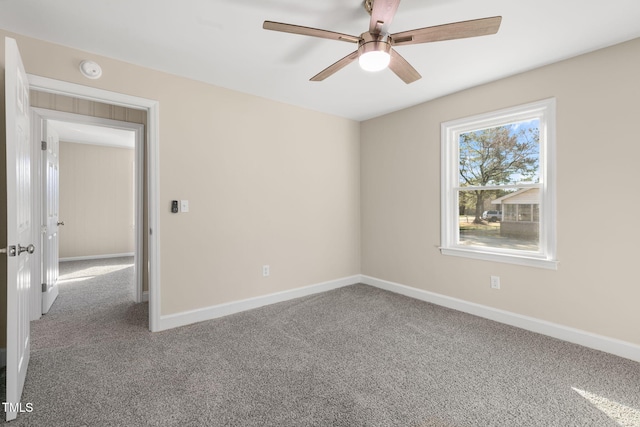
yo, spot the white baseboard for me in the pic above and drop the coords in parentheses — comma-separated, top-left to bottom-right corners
(152, 273, 640, 363)
(361, 275, 640, 363)
(60, 253, 134, 262)
(142, 291, 149, 303)
(157, 275, 360, 332)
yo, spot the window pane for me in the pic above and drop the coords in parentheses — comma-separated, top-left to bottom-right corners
(504, 204, 517, 221)
(458, 188, 539, 252)
(458, 119, 540, 187)
(519, 204, 532, 221)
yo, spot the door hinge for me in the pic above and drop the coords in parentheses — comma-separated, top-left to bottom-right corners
(42, 283, 47, 292)
(41, 140, 47, 150)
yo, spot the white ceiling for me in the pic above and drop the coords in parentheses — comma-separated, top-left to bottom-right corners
(47, 120, 135, 149)
(2, 0, 640, 121)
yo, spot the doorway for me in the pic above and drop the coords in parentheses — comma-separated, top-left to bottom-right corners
(31, 108, 145, 317)
(27, 75, 160, 332)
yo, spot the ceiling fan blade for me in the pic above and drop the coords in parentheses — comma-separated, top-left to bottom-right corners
(263, 21, 360, 44)
(391, 16, 502, 46)
(369, 0, 401, 34)
(310, 50, 360, 81)
(388, 49, 421, 84)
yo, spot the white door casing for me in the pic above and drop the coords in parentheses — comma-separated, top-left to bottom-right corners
(42, 122, 60, 313)
(28, 111, 42, 321)
(5, 36, 33, 422)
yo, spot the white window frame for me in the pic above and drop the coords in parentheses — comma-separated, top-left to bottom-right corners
(440, 98, 558, 270)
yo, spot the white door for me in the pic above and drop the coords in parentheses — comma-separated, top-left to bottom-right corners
(4, 37, 33, 422)
(41, 122, 60, 313)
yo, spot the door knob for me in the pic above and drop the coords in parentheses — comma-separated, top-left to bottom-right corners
(17, 244, 35, 255)
(57, 221, 65, 226)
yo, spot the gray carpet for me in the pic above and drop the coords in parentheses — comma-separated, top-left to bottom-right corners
(5, 258, 640, 426)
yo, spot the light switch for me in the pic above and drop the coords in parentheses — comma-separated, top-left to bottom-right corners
(180, 200, 189, 213)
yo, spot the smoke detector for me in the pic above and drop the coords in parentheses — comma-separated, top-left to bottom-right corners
(79, 60, 102, 79)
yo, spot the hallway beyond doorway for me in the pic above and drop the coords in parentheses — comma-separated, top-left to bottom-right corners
(32, 257, 148, 352)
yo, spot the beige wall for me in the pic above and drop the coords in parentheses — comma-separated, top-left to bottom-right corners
(59, 141, 135, 258)
(361, 38, 640, 345)
(0, 30, 361, 317)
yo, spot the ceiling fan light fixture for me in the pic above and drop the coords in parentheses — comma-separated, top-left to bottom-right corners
(358, 36, 392, 72)
(359, 50, 391, 72)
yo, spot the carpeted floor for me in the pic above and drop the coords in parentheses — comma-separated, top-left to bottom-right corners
(5, 257, 640, 426)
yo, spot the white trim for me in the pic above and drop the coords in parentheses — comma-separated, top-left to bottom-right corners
(31, 107, 141, 131)
(29, 110, 43, 321)
(28, 74, 161, 332)
(27, 74, 156, 110)
(439, 247, 559, 270)
(50, 137, 134, 149)
(156, 275, 360, 332)
(59, 253, 135, 262)
(134, 125, 144, 304)
(32, 108, 138, 149)
(142, 291, 149, 303)
(361, 275, 640, 363)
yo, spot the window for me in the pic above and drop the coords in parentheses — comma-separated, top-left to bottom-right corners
(440, 99, 557, 269)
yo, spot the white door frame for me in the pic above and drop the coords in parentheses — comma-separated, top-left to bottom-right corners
(27, 74, 161, 332)
(31, 108, 145, 310)
(29, 110, 43, 320)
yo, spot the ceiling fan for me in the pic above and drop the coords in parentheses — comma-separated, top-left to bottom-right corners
(263, 0, 502, 84)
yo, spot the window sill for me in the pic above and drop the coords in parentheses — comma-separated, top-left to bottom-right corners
(440, 247, 558, 270)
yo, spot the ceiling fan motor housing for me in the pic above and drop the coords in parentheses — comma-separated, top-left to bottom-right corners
(358, 32, 391, 56)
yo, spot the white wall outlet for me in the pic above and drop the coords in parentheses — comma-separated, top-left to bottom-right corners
(490, 275, 501, 289)
(180, 200, 189, 213)
(262, 265, 270, 277)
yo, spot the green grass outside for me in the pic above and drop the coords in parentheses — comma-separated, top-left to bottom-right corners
(458, 217, 500, 233)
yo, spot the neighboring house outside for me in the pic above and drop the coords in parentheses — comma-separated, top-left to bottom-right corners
(492, 188, 539, 239)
